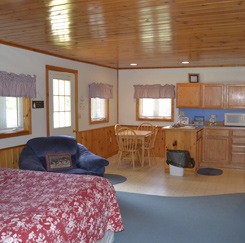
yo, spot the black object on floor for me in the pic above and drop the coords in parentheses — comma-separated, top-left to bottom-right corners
(197, 167, 223, 176)
(104, 173, 127, 185)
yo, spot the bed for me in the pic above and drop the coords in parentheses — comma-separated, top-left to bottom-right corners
(0, 168, 124, 243)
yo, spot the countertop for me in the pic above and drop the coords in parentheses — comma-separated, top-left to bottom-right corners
(202, 125, 245, 130)
(162, 125, 203, 131)
(162, 124, 245, 131)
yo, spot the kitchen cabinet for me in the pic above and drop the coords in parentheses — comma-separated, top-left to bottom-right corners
(226, 84, 245, 109)
(164, 126, 245, 171)
(196, 129, 203, 164)
(163, 127, 203, 174)
(203, 128, 230, 165)
(176, 83, 201, 108)
(176, 82, 245, 109)
(201, 83, 224, 108)
(231, 130, 245, 167)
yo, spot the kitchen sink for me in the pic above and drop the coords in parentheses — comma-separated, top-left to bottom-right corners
(182, 125, 196, 129)
(169, 124, 197, 129)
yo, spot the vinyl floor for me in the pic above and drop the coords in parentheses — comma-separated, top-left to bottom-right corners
(105, 155, 245, 197)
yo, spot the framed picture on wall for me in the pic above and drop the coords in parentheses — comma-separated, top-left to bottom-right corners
(188, 73, 199, 83)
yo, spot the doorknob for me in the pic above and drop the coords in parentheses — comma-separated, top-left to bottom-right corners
(73, 129, 77, 133)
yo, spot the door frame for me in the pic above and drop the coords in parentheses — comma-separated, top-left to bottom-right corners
(46, 65, 78, 138)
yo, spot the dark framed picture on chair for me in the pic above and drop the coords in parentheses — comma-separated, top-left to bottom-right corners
(46, 153, 72, 171)
(188, 73, 199, 83)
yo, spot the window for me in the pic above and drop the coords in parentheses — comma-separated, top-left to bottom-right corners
(88, 82, 112, 124)
(0, 97, 31, 138)
(90, 98, 109, 124)
(136, 98, 174, 121)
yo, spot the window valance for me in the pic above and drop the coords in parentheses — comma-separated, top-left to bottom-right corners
(89, 82, 113, 99)
(134, 84, 175, 98)
(0, 71, 36, 98)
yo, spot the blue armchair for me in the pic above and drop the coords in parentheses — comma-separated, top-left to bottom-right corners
(19, 136, 109, 176)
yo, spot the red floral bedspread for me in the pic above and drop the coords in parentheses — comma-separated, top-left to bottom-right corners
(0, 169, 123, 243)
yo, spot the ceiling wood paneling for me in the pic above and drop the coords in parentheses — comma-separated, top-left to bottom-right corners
(1, 0, 245, 69)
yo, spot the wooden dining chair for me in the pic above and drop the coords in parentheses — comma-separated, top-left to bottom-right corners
(114, 124, 122, 135)
(143, 127, 158, 166)
(116, 127, 141, 169)
(137, 122, 157, 165)
(137, 122, 156, 144)
(115, 124, 126, 151)
(137, 122, 156, 131)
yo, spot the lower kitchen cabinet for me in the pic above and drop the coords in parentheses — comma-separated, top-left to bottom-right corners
(202, 127, 245, 169)
(231, 130, 245, 167)
(196, 129, 203, 165)
(163, 126, 245, 171)
(163, 127, 203, 174)
(202, 128, 230, 166)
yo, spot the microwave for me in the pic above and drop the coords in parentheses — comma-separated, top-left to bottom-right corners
(224, 113, 245, 127)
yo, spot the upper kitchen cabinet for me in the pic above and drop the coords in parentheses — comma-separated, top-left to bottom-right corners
(201, 83, 224, 109)
(226, 84, 245, 109)
(176, 83, 201, 108)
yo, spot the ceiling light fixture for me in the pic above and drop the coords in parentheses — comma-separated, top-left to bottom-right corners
(130, 63, 137, 66)
(182, 61, 189, 64)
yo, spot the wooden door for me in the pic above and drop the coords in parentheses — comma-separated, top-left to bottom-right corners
(46, 66, 78, 138)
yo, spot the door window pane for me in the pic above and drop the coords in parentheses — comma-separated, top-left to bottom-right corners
(52, 79, 71, 128)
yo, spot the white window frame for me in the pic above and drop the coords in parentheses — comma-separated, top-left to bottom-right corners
(0, 97, 32, 138)
(89, 98, 109, 124)
(136, 98, 174, 122)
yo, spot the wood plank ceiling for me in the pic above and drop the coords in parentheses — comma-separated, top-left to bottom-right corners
(1, 0, 245, 69)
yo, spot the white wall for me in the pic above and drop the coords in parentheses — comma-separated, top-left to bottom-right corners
(118, 67, 245, 126)
(0, 44, 118, 149)
(1, 43, 245, 149)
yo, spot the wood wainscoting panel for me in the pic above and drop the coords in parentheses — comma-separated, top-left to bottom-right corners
(0, 145, 24, 169)
(0, 126, 165, 169)
(77, 126, 118, 158)
(154, 127, 165, 158)
(77, 125, 165, 159)
(129, 125, 165, 158)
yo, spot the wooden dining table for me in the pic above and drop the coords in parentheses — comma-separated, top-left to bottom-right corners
(117, 129, 153, 167)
